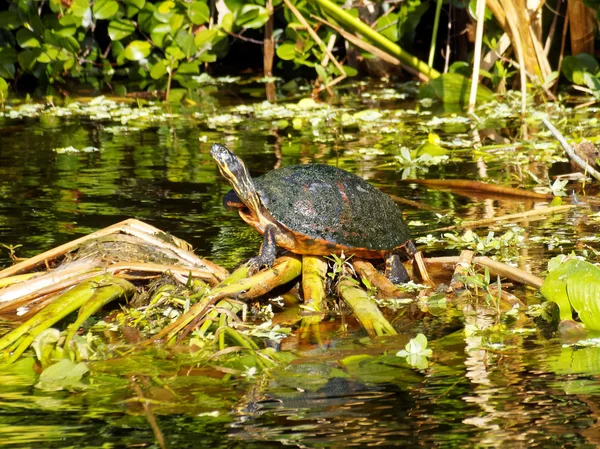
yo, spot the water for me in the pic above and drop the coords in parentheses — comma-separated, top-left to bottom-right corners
(0, 83, 599, 448)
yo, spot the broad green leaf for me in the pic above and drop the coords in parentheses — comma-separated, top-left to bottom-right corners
(123, 40, 152, 61)
(169, 13, 185, 34)
(70, 0, 90, 18)
(0, 47, 18, 64)
(0, 63, 15, 79)
(276, 42, 296, 60)
(234, 4, 269, 29)
(0, 77, 8, 101)
(342, 65, 358, 77)
(177, 61, 199, 74)
(375, 13, 399, 42)
(419, 73, 494, 105)
(36, 359, 89, 391)
(57, 35, 80, 53)
(150, 22, 171, 47)
(221, 12, 234, 33)
(108, 18, 136, 40)
(197, 52, 217, 62)
(188, 0, 210, 25)
(224, 0, 244, 12)
(194, 28, 218, 48)
(540, 258, 600, 329)
(166, 45, 185, 60)
(125, 0, 145, 17)
(0, 11, 21, 30)
(18, 49, 40, 70)
(93, 0, 119, 20)
(150, 58, 168, 79)
(154, 0, 175, 22)
(584, 72, 600, 99)
(562, 54, 599, 85)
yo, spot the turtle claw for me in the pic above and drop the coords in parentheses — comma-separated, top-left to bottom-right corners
(248, 224, 277, 273)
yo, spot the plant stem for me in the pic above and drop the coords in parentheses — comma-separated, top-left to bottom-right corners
(428, 0, 443, 67)
(468, 0, 486, 113)
(308, 0, 440, 79)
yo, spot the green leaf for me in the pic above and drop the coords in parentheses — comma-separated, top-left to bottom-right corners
(70, 0, 90, 18)
(0, 77, 8, 101)
(375, 13, 399, 42)
(342, 65, 358, 77)
(0, 11, 21, 30)
(18, 49, 40, 70)
(0, 63, 15, 79)
(150, 58, 168, 79)
(540, 258, 600, 328)
(150, 22, 171, 47)
(17, 28, 41, 48)
(188, 0, 210, 25)
(125, 0, 145, 17)
(276, 42, 296, 60)
(419, 73, 494, 105)
(234, 4, 269, 29)
(36, 359, 89, 391)
(562, 54, 599, 85)
(154, 0, 175, 23)
(166, 45, 185, 60)
(123, 40, 152, 61)
(0, 47, 18, 64)
(177, 61, 199, 74)
(108, 18, 136, 40)
(314, 64, 329, 83)
(93, 0, 119, 20)
(194, 28, 218, 48)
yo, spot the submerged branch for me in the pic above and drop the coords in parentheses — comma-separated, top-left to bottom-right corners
(542, 118, 600, 182)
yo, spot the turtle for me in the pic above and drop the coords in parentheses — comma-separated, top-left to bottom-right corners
(210, 143, 432, 285)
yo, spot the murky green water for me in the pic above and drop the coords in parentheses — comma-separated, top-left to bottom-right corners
(1, 81, 600, 448)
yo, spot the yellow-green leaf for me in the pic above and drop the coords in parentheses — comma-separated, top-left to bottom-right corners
(122, 40, 152, 61)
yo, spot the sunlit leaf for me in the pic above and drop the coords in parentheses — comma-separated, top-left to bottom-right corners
(234, 4, 269, 29)
(70, 0, 90, 18)
(93, 0, 119, 20)
(108, 18, 136, 40)
(16, 29, 41, 48)
(123, 40, 152, 61)
(188, 0, 210, 25)
(277, 42, 296, 60)
(562, 53, 599, 85)
(124, 0, 145, 17)
(540, 258, 600, 329)
(150, 58, 168, 79)
(0, 77, 8, 101)
(375, 13, 399, 42)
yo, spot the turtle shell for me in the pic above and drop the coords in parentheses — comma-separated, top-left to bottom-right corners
(252, 164, 411, 252)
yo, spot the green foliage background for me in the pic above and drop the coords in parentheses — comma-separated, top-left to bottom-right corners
(0, 0, 435, 98)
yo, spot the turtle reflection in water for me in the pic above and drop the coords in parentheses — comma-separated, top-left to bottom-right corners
(210, 144, 432, 285)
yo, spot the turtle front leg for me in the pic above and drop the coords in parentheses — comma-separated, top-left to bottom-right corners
(250, 224, 278, 269)
(385, 253, 410, 284)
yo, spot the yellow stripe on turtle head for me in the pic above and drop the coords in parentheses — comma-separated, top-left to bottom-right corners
(210, 144, 263, 215)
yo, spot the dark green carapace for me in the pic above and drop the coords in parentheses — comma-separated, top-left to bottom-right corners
(253, 164, 412, 251)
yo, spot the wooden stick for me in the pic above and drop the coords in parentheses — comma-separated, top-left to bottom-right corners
(425, 255, 543, 288)
(449, 250, 474, 291)
(404, 178, 552, 199)
(434, 204, 574, 232)
(542, 117, 600, 182)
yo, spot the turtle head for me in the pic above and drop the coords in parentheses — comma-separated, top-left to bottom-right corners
(210, 144, 261, 213)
